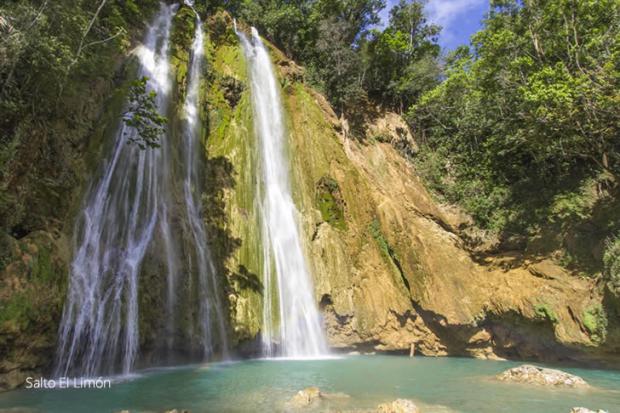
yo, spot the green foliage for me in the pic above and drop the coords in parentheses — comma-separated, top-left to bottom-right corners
(123, 77, 167, 149)
(0, 292, 33, 329)
(409, 0, 620, 235)
(364, 0, 441, 109)
(603, 234, 620, 295)
(0, 0, 158, 134)
(549, 183, 596, 222)
(0, 0, 159, 243)
(0, 241, 65, 331)
(534, 303, 558, 324)
(316, 176, 347, 230)
(582, 304, 608, 344)
(309, 17, 368, 114)
(171, 5, 197, 54)
(369, 218, 390, 255)
(213, 0, 439, 116)
(369, 218, 410, 290)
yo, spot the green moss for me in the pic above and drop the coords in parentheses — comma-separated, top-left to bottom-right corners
(30, 246, 52, 282)
(0, 292, 33, 329)
(170, 5, 197, 91)
(370, 218, 390, 257)
(603, 234, 620, 295)
(171, 6, 196, 56)
(582, 304, 608, 344)
(533, 303, 558, 323)
(316, 176, 346, 230)
(212, 44, 247, 82)
(373, 134, 391, 143)
(203, 34, 263, 343)
(0, 239, 66, 332)
(369, 218, 410, 291)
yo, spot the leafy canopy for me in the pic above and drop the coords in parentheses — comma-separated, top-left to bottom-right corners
(409, 0, 620, 232)
(123, 77, 167, 150)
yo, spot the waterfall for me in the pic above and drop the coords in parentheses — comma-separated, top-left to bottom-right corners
(55, 3, 228, 377)
(181, 14, 229, 358)
(237, 27, 328, 358)
(54, 3, 178, 377)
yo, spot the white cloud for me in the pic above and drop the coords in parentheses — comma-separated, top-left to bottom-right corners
(425, 0, 487, 48)
(425, 0, 485, 27)
(378, 0, 488, 48)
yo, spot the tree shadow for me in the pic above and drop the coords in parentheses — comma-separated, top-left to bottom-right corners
(230, 264, 263, 295)
(203, 155, 241, 287)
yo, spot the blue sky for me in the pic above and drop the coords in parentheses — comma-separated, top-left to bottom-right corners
(379, 0, 489, 50)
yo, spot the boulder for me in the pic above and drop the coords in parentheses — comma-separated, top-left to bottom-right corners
(286, 387, 322, 409)
(376, 399, 419, 413)
(497, 365, 589, 388)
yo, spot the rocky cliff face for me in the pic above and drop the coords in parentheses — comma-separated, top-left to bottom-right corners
(204, 13, 619, 367)
(1, 6, 618, 392)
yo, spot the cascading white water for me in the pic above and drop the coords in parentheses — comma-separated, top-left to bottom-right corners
(55, 3, 229, 377)
(181, 13, 229, 358)
(237, 27, 328, 358)
(56, 6, 176, 376)
(54, 3, 178, 377)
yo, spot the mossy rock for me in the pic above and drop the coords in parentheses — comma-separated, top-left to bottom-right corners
(170, 5, 197, 89)
(0, 231, 68, 389)
(603, 234, 620, 296)
(207, 11, 237, 46)
(582, 304, 608, 344)
(533, 303, 558, 324)
(316, 176, 346, 230)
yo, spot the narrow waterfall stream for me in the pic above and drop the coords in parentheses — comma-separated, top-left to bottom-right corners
(54, 3, 227, 377)
(181, 12, 229, 358)
(237, 28, 328, 358)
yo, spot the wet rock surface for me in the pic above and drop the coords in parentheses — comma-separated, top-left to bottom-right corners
(497, 365, 589, 388)
(286, 387, 323, 409)
(376, 399, 419, 413)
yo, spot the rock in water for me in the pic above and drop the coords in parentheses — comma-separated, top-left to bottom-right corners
(497, 365, 589, 388)
(286, 387, 322, 409)
(376, 399, 420, 413)
(570, 408, 609, 413)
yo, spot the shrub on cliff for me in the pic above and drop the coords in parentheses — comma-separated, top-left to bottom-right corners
(604, 235, 620, 296)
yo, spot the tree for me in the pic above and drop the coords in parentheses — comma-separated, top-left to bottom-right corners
(123, 77, 167, 150)
(224, 0, 386, 114)
(409, 0, 620, 232)
(364, 0, 441, 110)
(311, 18, 367, 115)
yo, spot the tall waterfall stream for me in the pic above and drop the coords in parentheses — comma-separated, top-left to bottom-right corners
(237, 27, 328, 358)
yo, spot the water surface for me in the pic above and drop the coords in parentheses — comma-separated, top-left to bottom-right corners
(1, 356, 618, 413)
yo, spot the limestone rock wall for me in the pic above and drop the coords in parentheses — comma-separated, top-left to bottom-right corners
(208, 17, 620, 367)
